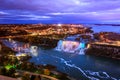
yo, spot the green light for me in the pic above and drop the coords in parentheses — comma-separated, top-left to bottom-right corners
(13, 65, 16, 69)
(5, 64, 16, 70)
(5, 64, 13, 70)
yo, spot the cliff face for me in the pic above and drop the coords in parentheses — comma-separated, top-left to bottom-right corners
(86, 44, 120, 60)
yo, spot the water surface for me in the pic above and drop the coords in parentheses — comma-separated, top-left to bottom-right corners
(29, 48, 120, 80)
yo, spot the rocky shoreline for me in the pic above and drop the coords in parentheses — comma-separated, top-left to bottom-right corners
(86, 43, 120, 60)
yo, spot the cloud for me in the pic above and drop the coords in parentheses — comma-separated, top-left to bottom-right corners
(18, 14, 52, 20)
(0, 0, 120, 23)
(47, 12, 83, 15)
(1, 0, 120, 12)
(0, 11, 9, 15)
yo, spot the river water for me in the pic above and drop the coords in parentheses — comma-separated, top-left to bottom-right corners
(29, 48, 120, 80)
(89, 25, 120, 33)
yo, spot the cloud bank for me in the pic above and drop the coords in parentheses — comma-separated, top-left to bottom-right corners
(0, 0, 120, 24)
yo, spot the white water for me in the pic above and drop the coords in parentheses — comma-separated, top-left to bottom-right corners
(53, 56, 117, 80)
(55, 40, 85, 55)
(2, 40, 39, 57)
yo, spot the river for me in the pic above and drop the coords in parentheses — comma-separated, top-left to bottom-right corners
(89, 25, 120, 33)
(2, 39, 120, 80)
(29, 48, 120, 80)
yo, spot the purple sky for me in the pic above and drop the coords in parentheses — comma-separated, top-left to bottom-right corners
(0, 0, 120, 24)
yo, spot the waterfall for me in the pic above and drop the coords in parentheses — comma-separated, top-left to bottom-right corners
(56, 40, 63, 51)
(55, 40, 85, 54)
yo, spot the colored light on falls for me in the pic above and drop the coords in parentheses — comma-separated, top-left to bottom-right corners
(79, 43, 85, 48)
(62, 41, 80, 50)
(56, 40, 85, 54)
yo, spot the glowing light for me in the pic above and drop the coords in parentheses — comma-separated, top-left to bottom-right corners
(30, 46, 38, 56)
(5, 64, 14, 70)
(16, 53, 27, 57)
(62, 41, 79, 52)
(87, 44, 91, 49)
(79, 43, 85, 48)
(57, 23, 62, 27)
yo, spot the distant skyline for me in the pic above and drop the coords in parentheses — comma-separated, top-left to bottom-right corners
(0, 0, 120, 24)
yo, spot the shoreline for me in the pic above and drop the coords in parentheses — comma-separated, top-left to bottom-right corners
(86, 43, 120, 60)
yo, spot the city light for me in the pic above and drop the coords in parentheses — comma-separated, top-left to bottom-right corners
(57, 23, 62, 27)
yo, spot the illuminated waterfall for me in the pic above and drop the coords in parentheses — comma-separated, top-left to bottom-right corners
(30, 46, 38, 56)
(56, 40, 85, 54)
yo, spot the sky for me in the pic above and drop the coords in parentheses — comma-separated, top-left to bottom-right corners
(0, 0, 120, 24)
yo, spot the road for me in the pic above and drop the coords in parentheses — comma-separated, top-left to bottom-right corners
(0, 75, 17, 80)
